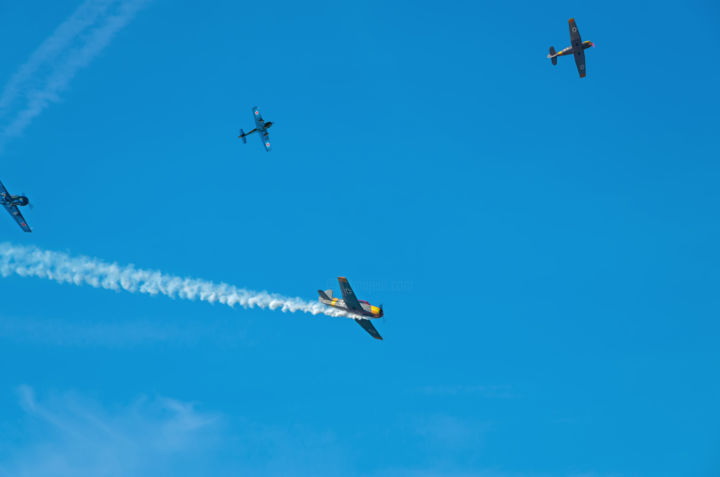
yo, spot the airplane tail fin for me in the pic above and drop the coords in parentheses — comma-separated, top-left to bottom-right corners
(318, 289, 333, 300)
(239, 129, 247, 144)
(548, 46, 557, 65)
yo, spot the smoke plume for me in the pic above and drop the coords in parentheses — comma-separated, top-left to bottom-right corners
(0, 243, 350, 318)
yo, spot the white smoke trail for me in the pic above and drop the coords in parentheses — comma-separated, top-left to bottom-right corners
(0, 243, 352, 319)
(0, 0, 150, 147)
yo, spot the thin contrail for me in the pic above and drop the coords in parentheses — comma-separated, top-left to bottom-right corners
(0, 243, 351, 319)
(0, 0, 149, 147)
(0, 0, 117, 114)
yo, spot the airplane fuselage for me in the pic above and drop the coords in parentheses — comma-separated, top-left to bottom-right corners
(241, 122, 272, 137)
(318, 296, 383, 318)
(552, 40, 593, 58)
(256, 121, 272, 132)
(0, 193, 28, 207)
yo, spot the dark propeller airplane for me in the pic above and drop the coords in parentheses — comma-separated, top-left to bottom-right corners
(0, 179, 31, 232)
(318, 277, 384, 340)
(239, 106, 273, 152)
(548, 18, 594, 78)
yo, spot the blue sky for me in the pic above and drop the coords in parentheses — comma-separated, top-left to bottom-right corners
(0, 0, 719, 475)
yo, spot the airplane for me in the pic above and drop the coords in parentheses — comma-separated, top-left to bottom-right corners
(0, 179, 31, 232)
(238, 106, 273, 152)
(547, 18, 594, 78)
(318, 277, 384, 340)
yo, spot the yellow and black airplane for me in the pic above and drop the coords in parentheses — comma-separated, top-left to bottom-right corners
(318, 277, 384, 340)
(548, 18, 594, 78)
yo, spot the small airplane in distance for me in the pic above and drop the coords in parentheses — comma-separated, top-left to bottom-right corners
(0, 179, 31, 232)
(239, 106, 273, 152)
(318, 277, 384, 340)
(548, 18, 594, 78)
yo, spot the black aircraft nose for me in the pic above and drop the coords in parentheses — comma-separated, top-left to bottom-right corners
(18, 196, 29, 206)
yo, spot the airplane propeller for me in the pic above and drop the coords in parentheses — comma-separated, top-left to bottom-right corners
(21, 193, 33, 209)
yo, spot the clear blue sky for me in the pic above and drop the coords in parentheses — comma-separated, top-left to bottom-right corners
(0, 0, 718, 475)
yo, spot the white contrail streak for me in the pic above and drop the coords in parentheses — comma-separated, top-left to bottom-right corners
(0, 0, 149, 147)
(0, 0, 116, 114)
(0, 243, 351, 319)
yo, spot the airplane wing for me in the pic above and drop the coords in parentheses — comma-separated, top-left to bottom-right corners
(568, 18, 582, 45)
(338, 277, 363, 311)
(4, 204, 31, 232)
(252, 106, 264, 127)
(568, 18, 586, 78)
(14, 209, 31, 232)
(355, 318, 383, 340)
(260, 130, 271, 152)
(0, 180, 30, 232)
(574, 49, 586, 78)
